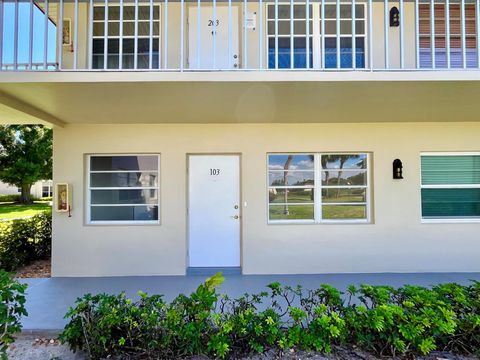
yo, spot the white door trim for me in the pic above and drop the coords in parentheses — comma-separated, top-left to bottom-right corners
(186, 153, 242, 270)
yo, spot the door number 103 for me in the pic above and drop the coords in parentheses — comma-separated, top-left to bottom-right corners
(210, 168, 220, 176)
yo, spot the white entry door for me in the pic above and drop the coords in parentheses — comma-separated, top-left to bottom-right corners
(188, 155, 241, 268)
(188, 6, 239, 69)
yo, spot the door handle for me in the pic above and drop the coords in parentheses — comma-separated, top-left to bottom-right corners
(231, 215, 239, 219)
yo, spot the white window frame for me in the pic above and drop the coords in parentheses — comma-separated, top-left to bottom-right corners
(92, 3, 162, 69)
(265, 2, 367, 69)
(86, 153, 161, 225)
(420, 151, 480, 224)
(267, 152, 371, 224)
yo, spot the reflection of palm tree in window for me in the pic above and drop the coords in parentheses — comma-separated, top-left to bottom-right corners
(282, 155, 314, 215)
(322, 155, 362, 199)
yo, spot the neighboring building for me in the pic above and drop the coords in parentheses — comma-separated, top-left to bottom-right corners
(0, 180, 53, 199)
(0, 0, 479, 276)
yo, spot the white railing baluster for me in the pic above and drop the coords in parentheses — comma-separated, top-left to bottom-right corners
(352, 0, 356, 69)
(275, 0, 278, 68)
(0, 1, 3, 69)
(228, 0, 232, 68)
(306, 0, 310, 68)
(214, 0, 217, 69)
(259, 0, 263, 68)
(163, 0, 168, 68)
(59, 0, 64, 69)
(321, 0, 325, 68)
(336, 0, 340, 68)
(134, 0, 138, 69)
(384, 0, 388, 68)
(477, 0, 480, 67)
(14, 0, 19, 70)
(88, 0, 93, 69)
(180, 0, 184, 70)
(29, 0, 33, 69)
(149, 0, 153, 69)
(400, 0, 404, 68)
(290, 0, 293, 68)
(446, 0, 450, 67)
(243, 0, 247, 68)
(461, 0, 466, 68)
(430, 0, 435, 68)
(368, 0, 373, 70)
(104, 0, 109, 70)
(415, 0, 419, 67)
(197, 0, 200, 68)
(74, 0, 78, 69)
(119, 0, 124, 69)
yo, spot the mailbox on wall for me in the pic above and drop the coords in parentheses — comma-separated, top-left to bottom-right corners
(55, 183, 71, 213)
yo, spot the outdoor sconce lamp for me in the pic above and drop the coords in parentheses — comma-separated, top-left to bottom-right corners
(393, 159, 403, 179)
(390, 6, 400, 27)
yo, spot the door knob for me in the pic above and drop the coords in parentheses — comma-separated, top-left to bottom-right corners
(233, 54, 238, 59)
(234, 205, 239, 209)
(231, 215, 239, 219)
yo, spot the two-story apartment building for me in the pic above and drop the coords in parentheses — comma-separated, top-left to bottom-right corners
(0, 0, 479, 276)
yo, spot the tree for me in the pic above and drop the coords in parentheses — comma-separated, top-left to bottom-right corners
(0, 125, 52, 204)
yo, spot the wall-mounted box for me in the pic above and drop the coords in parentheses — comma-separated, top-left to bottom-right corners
(55, 183, 71, 213)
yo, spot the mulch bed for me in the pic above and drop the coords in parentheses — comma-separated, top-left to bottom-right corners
(15, 258, 51, 278)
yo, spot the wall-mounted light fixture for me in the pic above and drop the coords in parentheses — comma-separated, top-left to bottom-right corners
(393, 159, 403, 179)
(390, 6, 400, 27)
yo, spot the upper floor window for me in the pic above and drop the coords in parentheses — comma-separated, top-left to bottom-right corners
(87, 154, 160, 224)
(92, 4, 160, 69)
(267, 153, 370, 223)
(421, 153, 480, 221)
(419, 2, 478, 68)
(267, 2, 366, 69)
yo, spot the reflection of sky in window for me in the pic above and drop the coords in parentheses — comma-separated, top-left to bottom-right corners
(268, 155, 314, 170)
(2, 3, 57, 65)
(323, 154, 367, 169)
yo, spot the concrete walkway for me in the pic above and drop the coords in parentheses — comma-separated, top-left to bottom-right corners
(20, 272, 480, 332)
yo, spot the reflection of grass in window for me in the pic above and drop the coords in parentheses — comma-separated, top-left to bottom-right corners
(322, 205, 366, 219)
(269, 191, 313, 203)
(322, 194, 365, 203)
(269, 204, 314, 220)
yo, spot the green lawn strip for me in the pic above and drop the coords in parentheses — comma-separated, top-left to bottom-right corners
(0, 202, 52, 219)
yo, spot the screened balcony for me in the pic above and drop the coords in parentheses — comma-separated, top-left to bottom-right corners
(0, 0, 479, 71)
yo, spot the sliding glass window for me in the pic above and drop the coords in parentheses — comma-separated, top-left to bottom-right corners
(421, 153, 480, 221)
(88, 154, 160, 224)
(267, 153, 370, 223)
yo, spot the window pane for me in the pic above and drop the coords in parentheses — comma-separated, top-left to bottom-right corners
(322, 154, 367, 169)
(421, 155, 480, 185)
(269, 188, 314, 203)
(322, 188, 366, 203)
(91, 205, 158, 221)
(322, 205, 366, 219)
(268, 154, 314, 170)
(91, 189, 158, 205)
(269, 204, 314, 220)
(90, 156, 158, 171)
(421, 188, 480, 218)
(93, 6, 105, 21)
(90, 172, 158, 187)
(322, 170, 367, 186)
(269, 171, 314, 186)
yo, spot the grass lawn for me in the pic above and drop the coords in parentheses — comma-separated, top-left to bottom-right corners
(0, 201, 52, 220)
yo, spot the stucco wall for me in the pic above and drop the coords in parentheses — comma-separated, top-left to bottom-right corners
(52, 123, 480, 277)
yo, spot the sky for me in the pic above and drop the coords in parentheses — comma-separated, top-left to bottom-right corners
(2, 2, 57, 66)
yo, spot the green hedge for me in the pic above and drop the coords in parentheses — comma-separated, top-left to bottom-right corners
(0, 271, 27, 359)
(0, 213, 51, 271)
(0, 194, 44, 203)
(60, 273, 480, 360)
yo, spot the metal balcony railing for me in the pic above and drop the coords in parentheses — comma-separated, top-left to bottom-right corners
(0, 0, 479, 71)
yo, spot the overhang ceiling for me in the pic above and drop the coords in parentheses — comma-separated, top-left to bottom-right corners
(0, 72, 479, 125)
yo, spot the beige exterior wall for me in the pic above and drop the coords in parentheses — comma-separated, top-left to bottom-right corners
(61, 1, 418, 70)
(52, 122, 480, 277)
